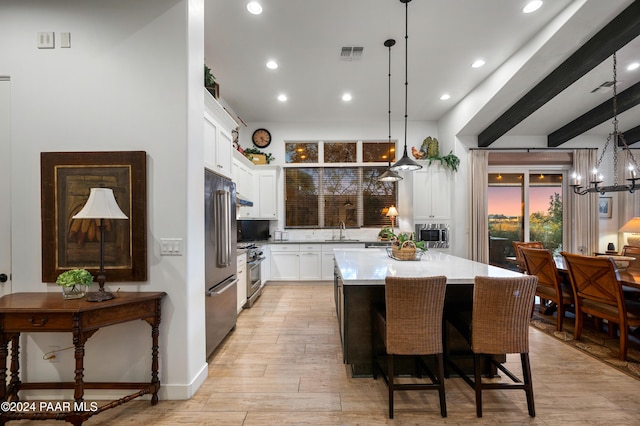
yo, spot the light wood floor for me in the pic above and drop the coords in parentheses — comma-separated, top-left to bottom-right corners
(18, 284, 640, 425)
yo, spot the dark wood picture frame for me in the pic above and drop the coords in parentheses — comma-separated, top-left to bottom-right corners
(41, 151, 147, 283)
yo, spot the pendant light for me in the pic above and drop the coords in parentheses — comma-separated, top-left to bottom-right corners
(389, 0, 422, 172)
(378, 38, 403, 182)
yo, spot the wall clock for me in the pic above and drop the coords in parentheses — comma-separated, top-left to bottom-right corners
(252, 128, 271, 148)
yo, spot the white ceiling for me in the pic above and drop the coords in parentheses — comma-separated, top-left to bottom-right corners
(205, 0, 640, 143)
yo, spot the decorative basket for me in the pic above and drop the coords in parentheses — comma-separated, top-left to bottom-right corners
(391, 245, 417, 260)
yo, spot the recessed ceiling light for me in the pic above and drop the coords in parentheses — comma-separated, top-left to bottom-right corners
(628, 62, 640, 71)
(440, 94, 451, 100)
(523, 1, 543, 14)
(342, 93, 352, 102)
(277, 94, 287, 102)
(472, 59, 486, 68)
(266, 60, 278, 69)
(247, 2, 262, 15)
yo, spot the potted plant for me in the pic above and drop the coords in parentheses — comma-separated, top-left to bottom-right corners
(391, 232, 427, 260)
(378, 227, 395, 241)
(204, 64, 219, 99)
(56, 269, 94, 299)
(243, 147, 274, 164)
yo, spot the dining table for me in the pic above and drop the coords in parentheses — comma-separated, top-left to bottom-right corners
(553, 255, 640, 290)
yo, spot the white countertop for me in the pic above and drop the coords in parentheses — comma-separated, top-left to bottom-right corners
(334, 248, 522, 285)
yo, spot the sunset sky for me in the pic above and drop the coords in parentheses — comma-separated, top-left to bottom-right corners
(488, 187, 561, 217)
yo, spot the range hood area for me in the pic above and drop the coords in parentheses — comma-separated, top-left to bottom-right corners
(236, 192, 253, 207)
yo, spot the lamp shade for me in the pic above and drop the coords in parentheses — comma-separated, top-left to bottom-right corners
(619, 217, 640, 233)
(620, 217, 640, 247)
(386, 205, 399, 218)
(73, 188, 128, 219)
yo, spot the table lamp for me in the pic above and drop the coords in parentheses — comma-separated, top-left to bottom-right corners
(386, 205, 399, 230)
(73, 188, 128, 302)
(619, 217, 640, 247)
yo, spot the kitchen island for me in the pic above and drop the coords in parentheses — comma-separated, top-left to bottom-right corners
(333, 248, 523, 376)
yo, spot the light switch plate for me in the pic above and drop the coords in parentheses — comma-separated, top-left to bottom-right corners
(60, 32, 71, 48)
(160, 238, 184, 256)
(37, 32, 55, 49)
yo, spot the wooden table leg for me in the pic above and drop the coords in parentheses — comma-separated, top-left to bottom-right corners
(150, 299, 161, 405)
(7, 334, 20, 401)
(0, 334, 8, 401)
(72, 314, 85, 402)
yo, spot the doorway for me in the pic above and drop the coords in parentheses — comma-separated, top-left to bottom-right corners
(0, 77, 11, 296)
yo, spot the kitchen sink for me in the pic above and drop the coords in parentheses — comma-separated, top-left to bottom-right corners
(324, 239, 360, 242)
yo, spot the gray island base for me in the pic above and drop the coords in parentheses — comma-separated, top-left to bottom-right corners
(333, 248, 522, 376)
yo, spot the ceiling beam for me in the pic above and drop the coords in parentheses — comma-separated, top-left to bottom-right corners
(477, 0, 640, 148)
(548, 81, 640, 147)
(624, 124, 640, 145)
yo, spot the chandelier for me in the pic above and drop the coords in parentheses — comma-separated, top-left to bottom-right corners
(570, 52, 639, 195)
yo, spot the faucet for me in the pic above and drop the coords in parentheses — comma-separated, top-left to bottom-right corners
(339, 221, 346, 240)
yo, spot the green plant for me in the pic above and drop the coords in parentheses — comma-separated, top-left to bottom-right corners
(393, 232, 427, 251)
(428, 151, 460, 172)
(417, 137, 460, 172)
(378, 227, 395, 240)
(56, 269, 94, 287)
(204, 64, 216, 87)
(243, 147, 275, 164)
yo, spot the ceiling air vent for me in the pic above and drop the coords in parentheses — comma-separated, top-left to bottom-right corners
(590, 80, 614, 93)
(340, 46, 364, 61)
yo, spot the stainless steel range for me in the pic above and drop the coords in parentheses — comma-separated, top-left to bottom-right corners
(238, 244, 266, 308)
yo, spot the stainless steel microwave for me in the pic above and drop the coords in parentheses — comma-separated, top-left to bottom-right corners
(414, 223, 449, 248)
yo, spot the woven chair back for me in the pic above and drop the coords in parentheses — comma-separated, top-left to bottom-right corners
(471, 275, 538, 354)
(520, 247, 563, 294)
(561, 252, 623, 308)
(384, 276, 447, 356)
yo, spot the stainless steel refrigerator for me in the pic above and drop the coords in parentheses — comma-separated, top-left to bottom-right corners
(204, 169, 238, 358)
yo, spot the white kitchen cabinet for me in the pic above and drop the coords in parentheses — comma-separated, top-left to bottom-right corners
(298, 244, 322, 280)
(237, 252, 247, 313)
(232, 154, 255, 218)
(204, 89, 236, 179)
(270, 252, 300, 280)
(413, 163, 452, 220)
(253, 168, 278, 219)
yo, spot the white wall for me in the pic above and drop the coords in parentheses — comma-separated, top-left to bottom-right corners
(1, 0, 207, 399)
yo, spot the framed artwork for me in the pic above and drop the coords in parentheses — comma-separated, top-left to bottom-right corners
(41, 151, 147, 283)
(599, 197, 612, 219)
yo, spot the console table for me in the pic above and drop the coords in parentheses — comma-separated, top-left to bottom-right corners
(0, 291, 166, 425)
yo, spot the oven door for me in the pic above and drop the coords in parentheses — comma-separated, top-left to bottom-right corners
(245, 259, 264, 308)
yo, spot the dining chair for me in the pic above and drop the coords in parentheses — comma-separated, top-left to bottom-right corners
(620, 245, 640, 301)
(371, 275, 447, 419)
(512, 241, 544, 273)
(446, 275, 538, 418)
(561, 252, 640, 361)
(520, 247, 574, 331)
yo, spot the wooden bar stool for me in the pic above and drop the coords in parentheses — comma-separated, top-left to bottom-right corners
(371, 275, 447, 419)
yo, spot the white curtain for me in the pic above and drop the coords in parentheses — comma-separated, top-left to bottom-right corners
(619, 149, 640, 247)
(568, 149, 598, 254)
(470, 150, 489, 263)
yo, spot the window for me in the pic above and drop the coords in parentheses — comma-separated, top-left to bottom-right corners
(284, 141, 397, 228)
(488, 170, 564, 270)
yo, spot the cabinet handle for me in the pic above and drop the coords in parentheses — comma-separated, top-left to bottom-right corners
(29, 317, 48, 327)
